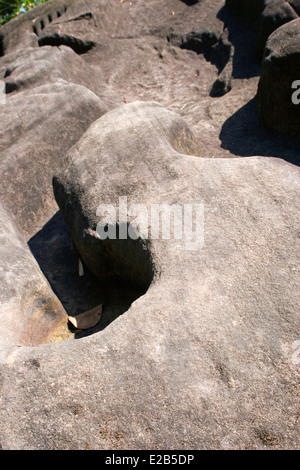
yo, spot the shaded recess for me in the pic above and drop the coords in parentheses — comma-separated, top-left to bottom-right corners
(219, 98, 300, 166)
(38, 34, 96, 55)
(180, 0, 199, 5)
(28, 211, 151, 339)
(217, 5, 261, 79)
(168, 29, 232, 76)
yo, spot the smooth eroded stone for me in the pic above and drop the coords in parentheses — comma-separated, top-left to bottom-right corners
(0, 81, 107, 237)
(0, 0, 299, 451)
(53, 101, 202, 291)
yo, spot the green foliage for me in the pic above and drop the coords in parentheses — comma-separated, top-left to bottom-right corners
(0, 0, 49, 25)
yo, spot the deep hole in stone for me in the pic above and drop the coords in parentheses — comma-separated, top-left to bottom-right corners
(28, 211, 153, 340)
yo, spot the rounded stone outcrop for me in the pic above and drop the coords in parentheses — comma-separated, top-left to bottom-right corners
(256, 18, 300, 134)
(0, 0, 299, 451)
(257, 0, 299, 58)
(53, 101, 201, 291)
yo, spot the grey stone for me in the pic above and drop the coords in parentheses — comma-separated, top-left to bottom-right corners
(0, 100, 298, 450)
(0, 202, 67, 347)
(0, 0, 299, 451)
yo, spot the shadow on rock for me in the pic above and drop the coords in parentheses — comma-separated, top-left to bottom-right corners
(28, 211, 144, 339)
(217, 5, 261, 79)
(220, 98, 300, 166)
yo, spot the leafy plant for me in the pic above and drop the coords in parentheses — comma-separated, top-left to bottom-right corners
(0, 0, 49, 25)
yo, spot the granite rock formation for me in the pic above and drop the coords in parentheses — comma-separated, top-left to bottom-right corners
(0, 0, 299, 450)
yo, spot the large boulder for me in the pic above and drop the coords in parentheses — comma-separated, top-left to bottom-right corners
(225, 0, 300, 58)
(0, 202, 68, 348)
(53, 101, 201, 291)
(0, 45, 116, 106)
(0, 81, 107, 237)
(256, 18, 300, 135)
(257, 0, 299, 58)
(44, 101, 300, 450)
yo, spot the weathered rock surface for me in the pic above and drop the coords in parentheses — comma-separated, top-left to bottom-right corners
(0, 0, 299, 450)
(257, 18, 300, 135)
(225, 0, 264, 23)
(0, 202, 67, 349)
(1, 101, 299, 450)
(53, 102, 201, 291)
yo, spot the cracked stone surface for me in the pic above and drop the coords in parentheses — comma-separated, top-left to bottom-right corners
(0, 0, 299, 450)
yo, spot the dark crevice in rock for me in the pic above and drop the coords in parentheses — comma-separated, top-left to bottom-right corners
(209, 72, 232, 97)
(0, 34, 3, 57)
(217, 5, 261, 79)
(169, 30, 232, 76)
(3, 68, 12, 78)
(180, 0, 199, 5)
(219, 98, 300, 166)
(58, 12, 94, 23)
(180, 31, 219, 54)
(32, 5, 68, 36)
(225, 0, 265, 23)
(28, 211, 153, 340)
(38, 34, 96, 55)
(289, 0, 300, 16)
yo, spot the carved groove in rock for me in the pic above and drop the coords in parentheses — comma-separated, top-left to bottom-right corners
(38, 34, 96, 55)
(32, 5, 68, 36)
